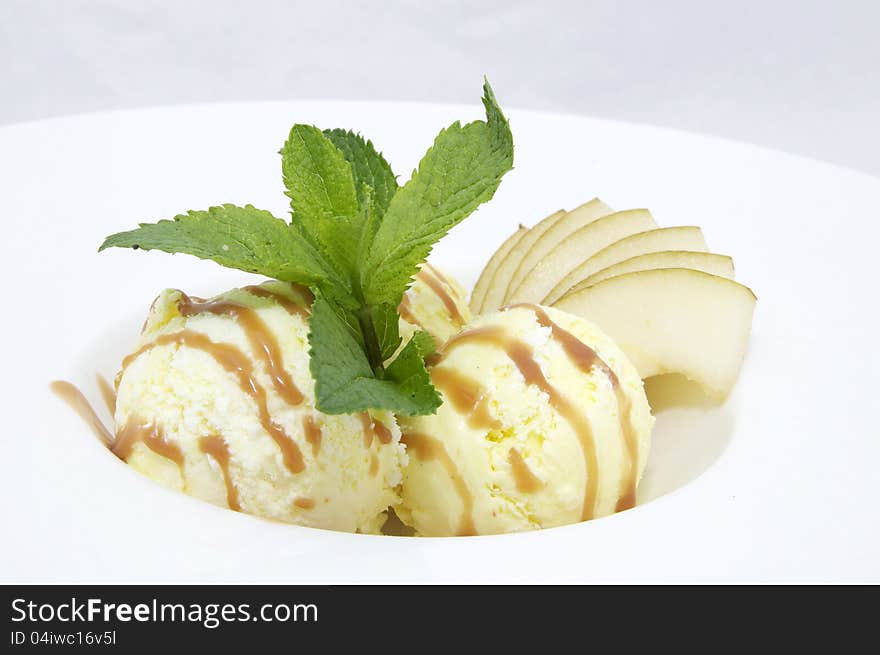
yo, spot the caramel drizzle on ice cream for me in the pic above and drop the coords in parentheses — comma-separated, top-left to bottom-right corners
(402, 431, 476, 536)
(397, 264, 466, 339)
(294, 497, 315, 510)
(430, 367, 502, 430)
(397, 294, 421, 330)
(176, 292, 306, 407)
(508, 448, 543, 493)
(49, 380, 114, 445)
(242, 284, 313, 316)
(121, 330, 306, 474)
(50, 381, 187, 475)
(435, 325, 600, 521)
(359, 413, 392, 448)
(513, 305, 639, 512)
(198, 435, 241, 511)
(302, 415, 322, 457)
(112, 416, 185, 472)
(416, 265, 465, 326)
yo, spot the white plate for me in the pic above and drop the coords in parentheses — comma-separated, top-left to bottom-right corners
(2, 100, 877, 583)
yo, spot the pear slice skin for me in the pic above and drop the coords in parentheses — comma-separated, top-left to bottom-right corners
(544, 226, 708, 304)
(470, 225, 528, 313)
(508, 209, 658, 305)
(505, 198, 613, 301)
(566, 250, 734, 293)
(553, 268, 756, 401)
(480, 208, 565, 312)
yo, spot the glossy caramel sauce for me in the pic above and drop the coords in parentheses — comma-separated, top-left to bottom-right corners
(359, 413, 392, 448)
(397, 294, 422, 331)
(373, 419, 392, 444)
(121, 330, 305, 474)
(430, 367, 502, 430)
(198, 435, 240, 511)
(508, 447, 543, 493)
(359, 412, 374, 448)
(516, 305, 639, 512)
(112, 416, 185, 472)
(416, 266, 465, 326)
(302, 414, 322, 457)
(177, 293, 305, 407)
(402, 431, 476, 536)
(49, 381, 114, 445)
(95, 373, 116, 414)
(242, 284, 312, 317)
(422, 262, 453, 289)
(435, 325, 600, 520)
(293, 497, 315, 510)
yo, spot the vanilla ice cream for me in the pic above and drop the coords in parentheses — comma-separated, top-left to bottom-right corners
(113, 281, 406, 533)
(396, 304, 654, 536)
(398, 263, 471, 346)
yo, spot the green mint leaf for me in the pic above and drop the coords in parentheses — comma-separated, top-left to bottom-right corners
(323, 129, 398, 216)
(308, 294, 440, 415)
(360, 80, 514, 306)
(371, 302, 403, 361)
(100, 204, 338, 286)
(407, 329, 437, 359)
(383, 329, 441, 414)
(281, 125, 360, 277)
(101, 79, 511, 417)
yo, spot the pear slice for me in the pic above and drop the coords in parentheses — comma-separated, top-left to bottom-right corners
(470, 225, 528, 313)
(553, 268, 756, 400)
(508, 209, 657, 304)
(505, 198, 614, 301)
(544, 226, 708, 304)
(480, 208, 565, 312)
(566, 251, 735, 294)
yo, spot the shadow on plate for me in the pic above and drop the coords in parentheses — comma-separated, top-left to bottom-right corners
(637, 374, 735, 504)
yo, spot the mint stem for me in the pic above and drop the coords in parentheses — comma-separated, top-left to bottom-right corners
(358, 305, 385, 376)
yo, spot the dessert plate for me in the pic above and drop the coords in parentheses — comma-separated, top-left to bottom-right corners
(2, 100, 877, 583)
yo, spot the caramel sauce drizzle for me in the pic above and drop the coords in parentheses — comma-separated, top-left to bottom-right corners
(402, 431, 476, 536)
(359, 413, 392, 448)
(435, 325, 599, 520)
(111, 416, 185, 471)
(373, 419, 392, 444)
(430, 367, 502, 430)
(198, 435, 240, 511)
(508, 447, 543, 493)
(121, 330, 305, 474)
(95, 373, 116, 415)
(177, 293, 305, 407)
(302, 414, 322, 457)
(397, 293, 427, 334)
(51, 382, 187, 477)
(49, 381, 114, 445)
(369, 452, 379, 477)
(513, 304, 639, 512)
(242, 283, 312, 317)
(294, 497, 315, 510)
(422, 262, 453, 289)
(359, 413, 374, 448)
(416, 267, 465, 326)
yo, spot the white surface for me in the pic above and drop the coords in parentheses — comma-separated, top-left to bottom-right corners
(1, 100, 878, 583)
(2, 1, 879, 176)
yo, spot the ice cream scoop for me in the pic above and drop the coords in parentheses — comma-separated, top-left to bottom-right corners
(113, 281, 405, 533)
(398, 263, 471, 346)
(396, 304, 654, 536)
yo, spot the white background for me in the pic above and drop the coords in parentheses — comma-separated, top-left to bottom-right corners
(2, 1, 878, 176)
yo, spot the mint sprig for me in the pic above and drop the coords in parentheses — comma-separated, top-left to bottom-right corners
(100, 79, 514, 416)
